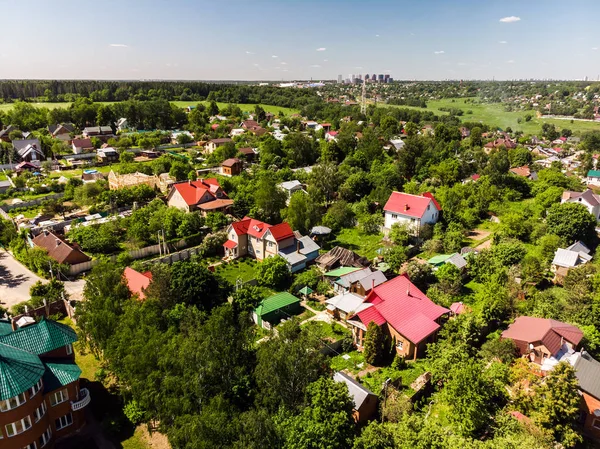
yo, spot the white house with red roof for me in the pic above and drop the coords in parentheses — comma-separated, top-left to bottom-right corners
(223, 217, 320, 272)
(383, 191, 440, 235)
(166, 178, 233, 214)
(347, 275, 449, 360)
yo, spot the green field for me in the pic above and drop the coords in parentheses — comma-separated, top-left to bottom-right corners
(385, 97, 600, 135)
(0, 100, 299, 116)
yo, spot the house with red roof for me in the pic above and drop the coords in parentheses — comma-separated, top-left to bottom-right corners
(347, 275, 449, 360)
(383, 191, 440, 235)
(166, 178, 233, 214)
(223, 217, 320, 272)
(123, 267, 153, 300)
(501, 316, 583, 367)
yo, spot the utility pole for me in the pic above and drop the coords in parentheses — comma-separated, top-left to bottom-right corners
(360, 78, 367, 115)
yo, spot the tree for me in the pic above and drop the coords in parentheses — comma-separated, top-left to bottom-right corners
(389, 222, 411, 246)
(204, 211, 228, 232)
(231, 285, 265, 314)
(281, 377, 355, 449)
(208, 100, 220, 116)
(256, 256, 290, 290)
(403, 261, 436, 291)
(169, 161, 191, 181)
(120, 151, 134, 163)
(323, 201, 355, 232)
(252, 176, 287, 223)
(284, 191, 320, 234)
(170, 261, 229, 311)
(363, 321, 388, 366)
(546, 202, 596, 245)
(435, 263, 462, 295)
(384, 245, 407, 273)
(531, 362, 582, 448)
(359, 213, 383, 235)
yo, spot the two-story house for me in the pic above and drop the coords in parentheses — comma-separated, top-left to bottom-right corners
(223, 217, 319, 272)
(204, 138, 233, 154)
(561, 189, 600, 220)
(383, 191, 440, 235)
(0, 318, 90, 449)
(166, 179, 233, 214)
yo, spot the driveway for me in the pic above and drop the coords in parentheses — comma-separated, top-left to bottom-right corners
(0, 249, 45, 309)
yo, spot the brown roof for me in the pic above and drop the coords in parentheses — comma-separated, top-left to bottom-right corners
(32, 231, 90, 265)
(501, 316, 583, 357)
(72, 138, 93, 148)
(209, 138, 233, 145)
(238, 147, 255, 155)
(315, 246, 369, 270)
(509, 166, 531, 177)
(222, 158, 241, 167)
(198, 198, 234, 211)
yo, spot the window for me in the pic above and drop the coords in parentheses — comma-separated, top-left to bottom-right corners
(5, 415, 32, 437)
(0, 426, 3, 439)
(49, 389, 68, 407)
(593, 418, 600, 430)
(0, 392, 27, 412)
(268, 241, 274, 248)
(39, 427, 52, 448)
(29, 379, 43, 398)
(55, 413, 72, 431)
(65, 344, 73, 355)
(24, 443, 38, 449)
(34, 401, 47, 422)
(391, 214, 398, 219)
(397, 341, 404, 351)
(427, 204, 430, 210)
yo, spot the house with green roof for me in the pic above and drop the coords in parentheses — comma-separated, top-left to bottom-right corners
(0, 318, 89, 448)
(253, 292, 302, 329)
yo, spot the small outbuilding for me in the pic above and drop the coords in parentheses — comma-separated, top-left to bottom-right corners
(253, 292, 302, 329)
(333, 371, 378, 423)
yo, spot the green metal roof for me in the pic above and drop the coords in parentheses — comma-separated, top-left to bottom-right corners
(588, 170, 600, 178)
(0, 342, 45, 401)
(256, 292, 301, 317)
(427, 254, 452, 265)
(0, 318, 77, 356)
(324, 267, 362, 278)
(43, 362, 82, 393)
(0, 320, 12, 336)
(299, 286, 313, 295)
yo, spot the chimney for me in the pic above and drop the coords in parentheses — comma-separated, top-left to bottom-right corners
(404, 203, 409, 211)
(56, 239, 61, 246)
(296, 240, 301, 253)
(43, 229, 49, 236)
(371, 278, 375, 291)
(188, 179, 191, 185)
(406, 285, 410, 296)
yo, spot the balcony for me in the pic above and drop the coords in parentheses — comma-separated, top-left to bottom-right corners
(71, 388, 91, 412)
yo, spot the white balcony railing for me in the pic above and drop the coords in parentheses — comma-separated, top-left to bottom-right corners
(71, 388, 91, 412)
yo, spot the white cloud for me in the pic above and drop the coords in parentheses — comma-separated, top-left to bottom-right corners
(506, 59, 515, 64)
(375, 34, 380, 37)
(109, 44, 128, 48)
(310, 64, 321, 68)
(323, 59, 328, 62)
(245, 50, 255, 54)
(272, 55, 278, 58)
(499, 16, 520, 23)
(280, 62, 287, 65)
(499, 41, 508, 44)
(316, 47, 326, 51)
(434, 50, 445, 54)
(354, 66, 363, 69)
(592, 47, 598, 51)
(253, 63, 260, 67)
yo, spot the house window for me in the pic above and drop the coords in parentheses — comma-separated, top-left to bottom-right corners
(427, 204, 430, 210)
(29, 379, 43, 398)
(0, 392, 27, 412)
(55, 413, 73, 431)
(39, 426, 52, 447)
(5, 415, 32, 437)
(34, 401, 47, 422)
(49, 389, 68, 407)
(391, 214, 398, 219)
(397, 341, 404, 351)
(24, 442, 38, 449)
(593, 418, 600, 430)
(268, 241, 274, 248)
(65, 344, 73, 355)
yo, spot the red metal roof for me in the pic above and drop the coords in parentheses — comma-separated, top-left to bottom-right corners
(383, 192, 439, 218)
(231, 217, 272, 238)
(267, 223, 294, 241)
(422, 192, 441, 211)
(171, 179, 224, 206)
(223, 240, 238, 249)
(123, 267, 153, 300)
(354, 275, 449, 344)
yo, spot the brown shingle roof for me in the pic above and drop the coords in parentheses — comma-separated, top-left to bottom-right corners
(32, 231, 90, 265)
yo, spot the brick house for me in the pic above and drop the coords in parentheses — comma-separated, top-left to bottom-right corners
(347, 275, 449, 360)
(166, 179, 233, 214)
(0, 318, 90, 449)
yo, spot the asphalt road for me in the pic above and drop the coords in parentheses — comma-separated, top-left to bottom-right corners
(0, 249, 45, 310)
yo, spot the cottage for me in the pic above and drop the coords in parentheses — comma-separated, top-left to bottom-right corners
(277, 234, 320, 272)
(71, 138, 94, 154)
(326, 292, 367, 320)
(82, 126, 114, 141)
(166, 178, 233, 214)
(587, 170, 600, 186)
(383, 191, 440, 235)
(97, 147, 119, 164)
(49, 123, 75, 143)
(15, 161, 39, 174)
(0, 124, 16, 142)
(13, 139, 44, 162)
(278, 180, 305, 204)
(253, 292, 302, 329)
(333, 372, 378, 423)
(561, 189, 600, 220)
(221, 158, 243, 176)
(501, 316, 583, 367)
(238, 147, 257, 162)
(32, 230, 90, 265)
(509, 165, 538, 180)
(116, 118, 128, 132)
(123, 267, 153, 300)
(204, 138, 233, 153)
(332, 267, 387, 296)
(347, 275, 449, 360)
(551, 241, 592, 283)
(573, 352, 600, 439)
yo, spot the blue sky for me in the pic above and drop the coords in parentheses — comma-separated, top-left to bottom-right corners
(1, 0, 599, 81)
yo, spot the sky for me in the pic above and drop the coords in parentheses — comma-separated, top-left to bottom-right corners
(1, 0, 600, 81)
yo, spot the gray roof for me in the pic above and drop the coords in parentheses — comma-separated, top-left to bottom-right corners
(0, 125, 15, 137)
(337, 268, 372, 288)
(574, 352, 600, 400)
(279, 180, 302, 191)
(310, 226, 332, 235)
(326, 292, 366, 314)
(333, 371, 376, 410)
(278, 250, 306, 266)
(566, 241, 591, 255)
(566, 189, 600, 207)
(446, 253, 468, 270)
(358, 270, 387, 291)
(297, 235, 320, 255)
(552, 248, 592, 268)
(13, 138, 41, 153)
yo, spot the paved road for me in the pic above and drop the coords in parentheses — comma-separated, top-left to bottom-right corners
(0, 249, 45, 309)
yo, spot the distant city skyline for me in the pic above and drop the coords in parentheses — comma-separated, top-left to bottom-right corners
(1, 0, 599, 81)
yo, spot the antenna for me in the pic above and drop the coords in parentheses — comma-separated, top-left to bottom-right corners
(360, 78, 367, 115)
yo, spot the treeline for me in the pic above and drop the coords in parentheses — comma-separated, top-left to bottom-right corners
(0, 80, 319, 108)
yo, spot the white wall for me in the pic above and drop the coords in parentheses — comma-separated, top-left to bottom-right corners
(384, 200, 439, 232)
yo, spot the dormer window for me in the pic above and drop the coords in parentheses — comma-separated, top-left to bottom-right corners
(66, 344, 73, 355)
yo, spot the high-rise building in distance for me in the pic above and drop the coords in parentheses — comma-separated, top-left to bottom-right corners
(371, 74, 376, 81)
(378, 74, 384, 82)
(337, 74, 342, 83)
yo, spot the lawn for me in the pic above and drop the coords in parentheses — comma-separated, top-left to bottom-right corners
(0, 100, 299, 116)
(359, 360, 428, 396)
(214, 257, 258, 284)
(332, 228, 383, 261)
(302, 320, 350, 341)
(384, 97, 600, 136)
(330, 350, 366, 374)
